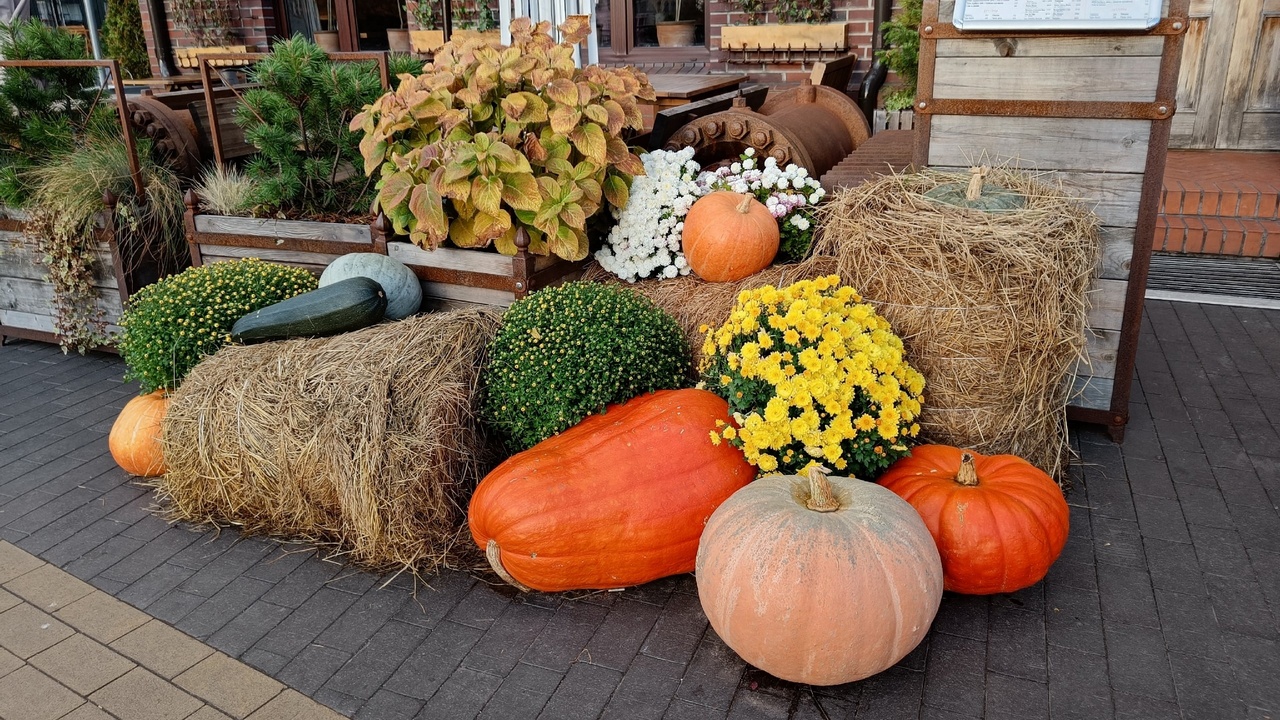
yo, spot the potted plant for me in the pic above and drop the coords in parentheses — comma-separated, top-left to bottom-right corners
(0, 20, 186, 352)
(351, 19, 654, 307)
(388, 2, 412, 52)
(183, 43, 425, 275)
(407, 0, 445, 53)
(449, 0, 500, 44)
(657, 0, 699, 47)
(875, 0, 920, 114)
(719, 0, 847, 51)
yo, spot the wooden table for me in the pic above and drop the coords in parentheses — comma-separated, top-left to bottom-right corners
(642, 73, 750, 129)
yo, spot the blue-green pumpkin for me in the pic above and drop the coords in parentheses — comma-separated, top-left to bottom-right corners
(320, 253, 422, 320)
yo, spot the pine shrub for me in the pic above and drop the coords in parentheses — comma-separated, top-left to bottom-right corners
(481, 282, 692, 451)
(102, 0, 151, 79)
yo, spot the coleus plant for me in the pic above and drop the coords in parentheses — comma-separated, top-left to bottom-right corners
(351, 18, 654, 261)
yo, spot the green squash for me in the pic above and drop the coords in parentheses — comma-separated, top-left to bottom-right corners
(231, 276, 387, 343)
(320, 252, 422, 320)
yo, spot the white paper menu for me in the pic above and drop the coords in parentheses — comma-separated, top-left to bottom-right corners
(953, 0, 1163, 30)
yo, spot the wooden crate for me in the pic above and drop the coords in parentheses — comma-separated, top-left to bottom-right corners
(0, 214, 126, 348)
(185, 213, 386, 275)
(914, 0, 1188, 440)
(388, 240, 584, 310)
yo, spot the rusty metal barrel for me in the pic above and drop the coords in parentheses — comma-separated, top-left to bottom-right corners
(664, 80, 871, 179)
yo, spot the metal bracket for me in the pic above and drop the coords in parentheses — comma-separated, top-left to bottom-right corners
(919, 17, 1190, 39)
(913, 98, 1177, 120)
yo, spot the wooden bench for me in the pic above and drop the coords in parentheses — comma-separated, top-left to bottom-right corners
(810, 54, 858, 95)
(648, 83, 770, 151)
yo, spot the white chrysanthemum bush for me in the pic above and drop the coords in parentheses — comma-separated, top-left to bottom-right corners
(595, 148, 826, 282)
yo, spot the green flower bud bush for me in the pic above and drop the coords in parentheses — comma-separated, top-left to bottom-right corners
(482, 282, 692, 451)
(119, 259, 317, 393)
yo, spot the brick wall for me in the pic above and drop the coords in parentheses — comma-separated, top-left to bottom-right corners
(704, 0, 877, 84)
(139, 0, 280, 77)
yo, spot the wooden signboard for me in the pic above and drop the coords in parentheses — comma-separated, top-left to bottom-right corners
(914, 0, 1188, 441)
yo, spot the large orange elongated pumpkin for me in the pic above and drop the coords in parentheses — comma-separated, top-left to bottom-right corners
(109, 391, 169, 477)
(878, 445, 1070, 595)
(696, 466, 943, 685)
(470, 388, 756, 592)
(682, 191, 779, 282)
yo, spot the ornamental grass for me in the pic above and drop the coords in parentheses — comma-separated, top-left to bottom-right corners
(157, 309, 502, 575)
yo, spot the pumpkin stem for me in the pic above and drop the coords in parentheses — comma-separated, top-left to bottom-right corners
(805, 464, 841, 512)
(965, 166, 988, 201)
(486, 540, 533, 592)
(955, 452, 980, 486)
(735, 194, 753, 214)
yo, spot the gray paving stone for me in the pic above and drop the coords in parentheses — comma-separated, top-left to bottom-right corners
(536, 662, 622, 720)
(1104, 621, 1176, 703)
(384, 620, 484, 701)
(464, 600, 553, 676)
(851, 666, 924, 720)
(476, 662, 560, 720)
(986, 608, 1046, 682)
(207, 599, 294, 657)
(278, 643, 352, 695)
(355, 689, 423, 720)
(324, 620, 428, 700)
(930, 593, 989, 641)
(177, 575, 274, 640)
(418, 665, 503, 720)
(581, 598, 662, 672)
(314, 588, 411, 654)
(521, 599, 607, 672)
(921, 632, 985, 717)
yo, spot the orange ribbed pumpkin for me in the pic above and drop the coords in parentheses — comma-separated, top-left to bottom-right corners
(878, 445, 1070, 595)
(469, 389, 756, 592)
(696, 466, 943, 685)
(109, 391, 169, 477)
(682, 191, 779, 282)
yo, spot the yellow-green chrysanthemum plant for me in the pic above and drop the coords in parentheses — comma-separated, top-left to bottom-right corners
(350, 17, 653, 262)
(701, 275, 926, 479)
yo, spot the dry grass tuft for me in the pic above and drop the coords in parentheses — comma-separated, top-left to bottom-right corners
(156, 309, 502, 575)
(585, 167, 1099, 479)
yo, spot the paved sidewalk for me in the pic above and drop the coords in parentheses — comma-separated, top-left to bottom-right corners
(1, 298, 1279, 719)
(0, 541, 340, 720)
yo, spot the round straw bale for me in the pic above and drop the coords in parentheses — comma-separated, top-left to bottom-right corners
(156, 309, 502, 574)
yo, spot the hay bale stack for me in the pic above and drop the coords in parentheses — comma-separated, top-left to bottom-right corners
(813, 169, 1099, 478)
(158, 309, 502, 574)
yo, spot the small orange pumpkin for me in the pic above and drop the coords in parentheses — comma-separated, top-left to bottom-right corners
(469, 389, 756, 592)
(681, 191, 779, 282)
(109, 390, 169, 477)
(696, 465, 943, 685)
(878, 445, 1070, 595)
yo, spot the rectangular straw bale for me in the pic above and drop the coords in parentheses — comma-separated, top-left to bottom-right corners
(157, 309, 502, 574)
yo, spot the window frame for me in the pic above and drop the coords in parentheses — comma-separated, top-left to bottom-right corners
(598, 0, 714, 61)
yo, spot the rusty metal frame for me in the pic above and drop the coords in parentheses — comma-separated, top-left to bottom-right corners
(199, 51, 392, 166)
(0, 58, 143, 198)
(913, 0, 1190, 441)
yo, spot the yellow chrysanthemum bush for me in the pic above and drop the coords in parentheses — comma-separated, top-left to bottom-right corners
(700, 275, 926, 479)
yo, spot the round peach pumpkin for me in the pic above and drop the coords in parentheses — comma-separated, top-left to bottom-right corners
(469, 389, 756, 592)
(696, 466, 943, 685)
(109, 390, 169, 477)
(878, 445, 1070, 595)
(682, 191, 779, 282)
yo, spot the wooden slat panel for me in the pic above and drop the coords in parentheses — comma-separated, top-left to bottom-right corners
(390, 242, 514, 277)
(0, 308, 122, 337)
(421, 281, 516, 307)
(936, 36, 1165, 57)
(1074, 327, 1122, 379)
(928, 116, 1152, 173)
(197, 245, 341, 267)
(1070, 373, 1114, 410)
(930, 166, 1143, 228)
(1235, 113, 1280, 149)
(1087, 278, 1127, 331)
(0, 242, 119, 289)
(0, 276, 123, 318)
(934, 56, 1161, 101)
(194, 215, 372, 244)
(1099, 226, 1135, 280)
(198, 251, 329, 277)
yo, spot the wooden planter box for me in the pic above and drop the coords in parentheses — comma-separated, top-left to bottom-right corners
(719, 22, 848, 51)
(185, 213, 386, 276)
(387, 240, 584, 310)
(0, 212, 133, 349)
